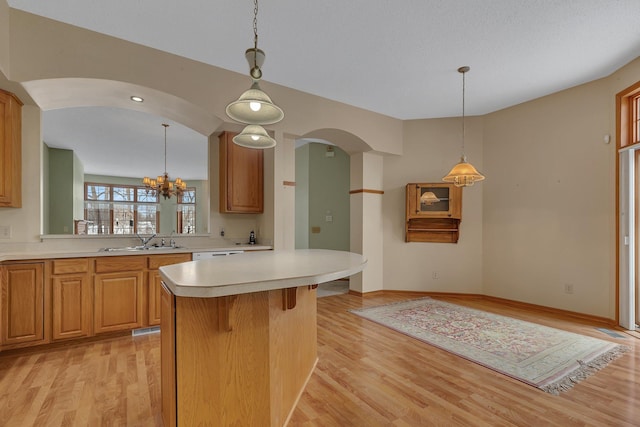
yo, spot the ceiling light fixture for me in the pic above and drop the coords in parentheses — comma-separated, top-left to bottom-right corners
(130, 95, 144, 103)
(443, 66, 485, 187)
(225, 0, 283, 149)
(143, 124, 186, 200)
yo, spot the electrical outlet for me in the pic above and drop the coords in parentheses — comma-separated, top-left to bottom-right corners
(432, 271, 439, 280)
(0, 225, 11, 239)
(564, 283, 574, 294)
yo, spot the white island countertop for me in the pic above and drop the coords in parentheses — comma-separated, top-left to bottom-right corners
(159, 249, 367, 298)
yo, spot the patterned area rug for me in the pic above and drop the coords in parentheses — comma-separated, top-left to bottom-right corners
(350, 298, 629, 394)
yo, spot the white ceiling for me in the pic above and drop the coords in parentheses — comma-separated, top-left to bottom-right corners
(7, 0, 640, 177)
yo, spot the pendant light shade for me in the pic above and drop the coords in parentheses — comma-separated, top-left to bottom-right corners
(226, 80, 284, 125)
(443, 66, 485, 187)
(232, 124, 277, 149)
(442, 155, 485, 187)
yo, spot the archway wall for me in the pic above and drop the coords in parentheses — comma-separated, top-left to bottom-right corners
(1, 8, 402, 255)
(7, 9, 403, 156)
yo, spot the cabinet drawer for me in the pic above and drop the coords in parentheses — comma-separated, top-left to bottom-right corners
(52, 258, 89, 274)
(148, 254, 192, 270)
(95, 256, 147, 273)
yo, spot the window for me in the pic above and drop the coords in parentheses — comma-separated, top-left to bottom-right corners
(617, 80, 640, 149)
(177, 188, 196, 234)
(84, 183, 159, 235)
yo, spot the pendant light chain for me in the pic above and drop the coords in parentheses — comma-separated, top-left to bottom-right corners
(253, 0, 259, 50)
(163, 124, 167, 173)
(461, 67, 466, 158)
(251, 0, 261, 78)
(458, 67, 469, 157)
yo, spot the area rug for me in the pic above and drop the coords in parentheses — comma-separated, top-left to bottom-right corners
(350, 298, 629, 394)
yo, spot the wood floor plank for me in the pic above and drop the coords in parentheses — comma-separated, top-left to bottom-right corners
(0, 294, 638, 426)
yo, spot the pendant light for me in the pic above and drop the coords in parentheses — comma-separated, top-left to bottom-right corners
(226, 0, 283, 149)
(232, 124, 277, 149)
(142, 124, 187, 200)
(443, 66, 485, 187)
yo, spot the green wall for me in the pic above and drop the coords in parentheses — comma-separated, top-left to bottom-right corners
(295, 143, 350, 251)
(47, 146, 82, 234)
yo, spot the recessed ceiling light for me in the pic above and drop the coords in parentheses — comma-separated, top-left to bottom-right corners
(130, 96, 144, 103)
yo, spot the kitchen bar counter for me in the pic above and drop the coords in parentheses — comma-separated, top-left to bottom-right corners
(159, 249, 367, 427)
(159, 248, 367, 298)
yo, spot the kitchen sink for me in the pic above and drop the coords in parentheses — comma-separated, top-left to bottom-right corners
(99, 245, 184, 252)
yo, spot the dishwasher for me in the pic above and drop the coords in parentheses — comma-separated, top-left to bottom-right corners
(192, 250, 244, 260)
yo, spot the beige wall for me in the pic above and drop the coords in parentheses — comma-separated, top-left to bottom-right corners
(383, 117, 484, 294)
(483, 79, 614, 316)
(482, 56, 640, 319)
(0, 0, 9, 76)
(7, 9, 403, 156)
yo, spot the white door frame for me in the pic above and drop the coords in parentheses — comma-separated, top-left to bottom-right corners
(619, 147, 636, 330)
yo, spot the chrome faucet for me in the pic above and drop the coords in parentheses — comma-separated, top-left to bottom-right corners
(136, 233, 156, 248)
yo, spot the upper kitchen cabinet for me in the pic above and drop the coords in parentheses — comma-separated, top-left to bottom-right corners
(405, 183, 462, 243)
(0, 90, 22, 208)
(219, 131, 264, 213)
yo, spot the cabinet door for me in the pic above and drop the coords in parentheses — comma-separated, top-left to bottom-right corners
(148, 271, 162, 326)
(1, 263, 45, 347)
(148, 254, 190, 326)
(94, 271, 144, 333)
(0, 90, 22, 208)
(52, 273, 92, 340)
(407, 183, 461, 219)
(219, 131, 264, 213)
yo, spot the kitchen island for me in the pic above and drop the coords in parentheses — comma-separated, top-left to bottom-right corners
(159, 249, 367, 427)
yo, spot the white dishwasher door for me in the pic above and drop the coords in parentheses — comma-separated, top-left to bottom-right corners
(192, 250, 244, 260)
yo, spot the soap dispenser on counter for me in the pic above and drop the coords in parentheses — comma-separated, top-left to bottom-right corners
(249, 230, 256, 245)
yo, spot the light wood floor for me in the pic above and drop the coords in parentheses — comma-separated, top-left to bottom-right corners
(0, 293, 637, 426)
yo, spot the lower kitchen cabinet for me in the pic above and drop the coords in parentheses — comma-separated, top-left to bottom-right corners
(0, 253, 192, 353)
(94, 271, 145, 333)
(1, 262, 46, 349)
(148, 253, 191, 326)
(52, 275, 92, 340)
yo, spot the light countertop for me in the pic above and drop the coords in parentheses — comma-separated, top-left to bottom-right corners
(159, 249, 367, 298)
(0, 244, 272, 262)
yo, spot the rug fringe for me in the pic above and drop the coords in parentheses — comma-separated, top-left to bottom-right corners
(540, 346, 630, 395)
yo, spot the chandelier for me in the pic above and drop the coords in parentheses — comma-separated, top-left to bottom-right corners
(225, 0, 283, 149)
(443, 66, 485, 187)
(143, 123, 186, 199)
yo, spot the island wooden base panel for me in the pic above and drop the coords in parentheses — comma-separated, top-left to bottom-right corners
(166, 285, 317, 427)
(1, 293, 639, 426)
